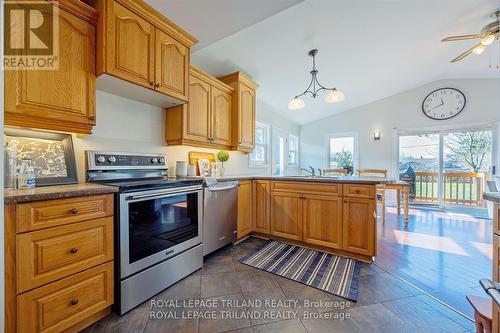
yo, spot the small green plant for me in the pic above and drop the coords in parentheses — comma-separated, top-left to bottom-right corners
(217, 150, 229, 167)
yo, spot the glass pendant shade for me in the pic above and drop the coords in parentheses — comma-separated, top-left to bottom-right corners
(481, 35, 496, 46)
(288, 97, 305, 110)
(324, 90, 345, 103)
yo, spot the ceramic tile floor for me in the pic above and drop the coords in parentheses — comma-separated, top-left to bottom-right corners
(83, 237, 475, 333)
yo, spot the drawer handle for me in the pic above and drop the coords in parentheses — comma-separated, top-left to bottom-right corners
(70, 247, 79, 254)
(355, 190, 360, 193)
(71, 298, 79, 306)
(70, 208, 79, 215)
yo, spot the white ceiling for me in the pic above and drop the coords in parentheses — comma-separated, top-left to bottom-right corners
(144, 0, 304, 51)
(150, 0, 500, 125)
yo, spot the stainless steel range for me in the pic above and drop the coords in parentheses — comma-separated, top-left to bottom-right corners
(86, 151, 203, 315)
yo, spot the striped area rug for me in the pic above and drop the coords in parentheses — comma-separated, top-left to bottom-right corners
(240, 241, 361, 301)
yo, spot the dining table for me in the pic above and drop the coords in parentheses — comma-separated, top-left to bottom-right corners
(384, 180, 411, 224)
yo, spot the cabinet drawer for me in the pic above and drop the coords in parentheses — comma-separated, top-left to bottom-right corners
(18, 262, 113, 333)
(17, 195, 114, 233)
(343, 184, 375, 199)
(17, 217, 114, 293)
(271, 181, 341, 196)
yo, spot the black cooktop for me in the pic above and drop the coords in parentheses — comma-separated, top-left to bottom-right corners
(93, 177, 203, 193)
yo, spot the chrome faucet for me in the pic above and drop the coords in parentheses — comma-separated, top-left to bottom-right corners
(300, 166, 316, 176)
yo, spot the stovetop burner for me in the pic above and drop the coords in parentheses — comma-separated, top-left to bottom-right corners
(97, 177, 202, 192)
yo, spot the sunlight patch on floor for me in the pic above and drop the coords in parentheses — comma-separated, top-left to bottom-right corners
(393, 229, 469, 256)
(469, 241, 493, 260)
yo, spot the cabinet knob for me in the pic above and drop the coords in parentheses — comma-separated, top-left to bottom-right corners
(70, 208, 79, 214)
(149, 81, 154, 86)
(89, 115, 96, 120)
(71, 298, 79, 306)
(70, 247, 78, 254)
(154, 83, 160, 88)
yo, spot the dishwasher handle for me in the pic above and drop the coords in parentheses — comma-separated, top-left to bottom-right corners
(480, 279, 500, 307)
(206, 184, 238, 192)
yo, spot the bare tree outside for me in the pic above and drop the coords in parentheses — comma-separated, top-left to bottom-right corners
(445, 131, 492, 172)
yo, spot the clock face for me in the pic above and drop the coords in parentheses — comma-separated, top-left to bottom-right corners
(422, 88, 466, 120)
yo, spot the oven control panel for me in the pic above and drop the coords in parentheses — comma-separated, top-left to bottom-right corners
(87, 151, 167, 170)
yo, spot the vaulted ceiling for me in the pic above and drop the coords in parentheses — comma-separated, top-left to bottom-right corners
(149, 0, 500, 125)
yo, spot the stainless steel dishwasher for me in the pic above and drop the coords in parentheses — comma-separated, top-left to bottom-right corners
(203, 180, 239, 256)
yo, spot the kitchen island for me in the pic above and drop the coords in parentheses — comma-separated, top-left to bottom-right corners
(219, 175, 400, 263)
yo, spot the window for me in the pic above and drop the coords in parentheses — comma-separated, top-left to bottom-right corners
(249, 122, 269, 167)
(327, 132, 358, 175)
(288, 134, 299, 167)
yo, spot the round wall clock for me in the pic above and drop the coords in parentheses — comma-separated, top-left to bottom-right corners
(422, 88, 466, 120)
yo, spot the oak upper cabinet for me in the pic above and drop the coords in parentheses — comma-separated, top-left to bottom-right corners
(155, 29, 189, 101)
(183, 75, 211, 143)
(342, 197, 376, 256)
(253, 180, 271, 234)
(237, 180, 253, 239)
(270, 192, 302, 241)
(96, 0, 195, 106)
(211, 86, 232, 146)
(105, 1, 155, 88)
(4, 2, 97, 134)
(165, 66, 233, 149)
(218, 72, 259, 153)
(303, 194, 343, 249)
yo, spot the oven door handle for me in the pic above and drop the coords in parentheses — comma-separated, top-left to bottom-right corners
(125, 186, 202, 201)
(480, 279, 500, 307)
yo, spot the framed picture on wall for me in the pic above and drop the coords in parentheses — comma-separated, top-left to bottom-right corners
(4, 128, 78, 186)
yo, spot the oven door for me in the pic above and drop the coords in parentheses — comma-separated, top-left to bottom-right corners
(119, 185, 203, 278)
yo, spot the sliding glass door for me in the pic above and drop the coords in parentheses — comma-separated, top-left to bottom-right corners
(398, 128, 493, 208)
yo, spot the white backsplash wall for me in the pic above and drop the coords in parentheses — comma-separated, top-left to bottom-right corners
(73, 91, 300, 181)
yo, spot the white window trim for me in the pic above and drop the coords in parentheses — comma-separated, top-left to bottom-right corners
(288, 134, 299, 168)
(249, 121, 270, 168)
(325, 131, 359, 170)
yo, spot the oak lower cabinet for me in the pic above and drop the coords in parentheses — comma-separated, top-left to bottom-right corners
(253, 180, 271, 234)
(4, 193, 115, 333)
(218, 72, 259, 153)
(270, 192, 303, 241)
(237, 181, 253, 239)
(342, 197, 376, 257)
(302, 194, 343, 249)
(165, 66, 234, 149)
(96, 0, 196, 105)
(4, 1, 98, 134)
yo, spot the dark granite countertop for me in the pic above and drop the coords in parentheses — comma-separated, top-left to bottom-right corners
(4, 183, 118, 204)
(484, 192, 500, 203)
(208, 175, 398, 184)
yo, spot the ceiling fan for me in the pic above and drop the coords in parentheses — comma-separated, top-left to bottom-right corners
(442, 9, 499, 63)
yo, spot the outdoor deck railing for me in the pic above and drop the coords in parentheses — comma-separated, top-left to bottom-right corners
(411, 171, 486, 206)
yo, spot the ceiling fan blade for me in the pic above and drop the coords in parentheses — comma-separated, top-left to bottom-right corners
(441, 33, 483, 42)
(450, 43, 482, 63)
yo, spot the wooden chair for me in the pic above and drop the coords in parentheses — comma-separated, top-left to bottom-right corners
(356, 169, 387, 222)
(323, 168, 348, 176)
(466, 295, 492, 333)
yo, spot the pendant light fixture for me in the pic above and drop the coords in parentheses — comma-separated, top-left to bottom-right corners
(288, 49, 345, 110)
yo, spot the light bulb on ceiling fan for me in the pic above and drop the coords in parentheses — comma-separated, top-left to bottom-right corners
(481, 34, 496, 46)
(473, 44, 486, 55)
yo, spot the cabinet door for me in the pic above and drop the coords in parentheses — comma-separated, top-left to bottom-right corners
(253, 180, 270, 234)
(237, 181, 253, 239)
(183, 76, 211, 143)
(108, 1, 155, 88)
(342, 197, 376, 256)
(238, 84, 255, 150)
(211, 86, 232, 146)
(303, 194, 343, 249)
(5, 9, 96, 133)
(155, 29, 188, 101)
(270, 192, 302, 240)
